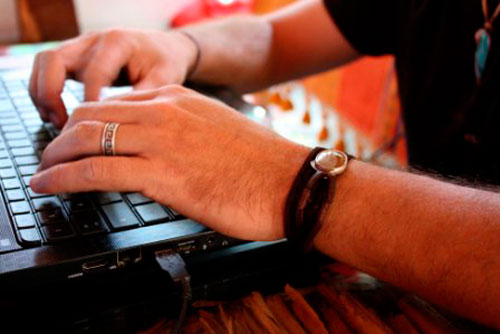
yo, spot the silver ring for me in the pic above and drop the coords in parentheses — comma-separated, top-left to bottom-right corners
(101, 122, 120, 156)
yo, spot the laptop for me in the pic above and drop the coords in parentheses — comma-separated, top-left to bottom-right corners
(0, 51, 255, 286)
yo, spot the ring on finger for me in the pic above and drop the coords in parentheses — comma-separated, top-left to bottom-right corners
(101, 122, 120, 156)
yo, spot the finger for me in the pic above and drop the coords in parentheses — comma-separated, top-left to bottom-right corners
(132, 69, 176, 91)
(104, 84, 193, 103)
(63, 100, 158, 130)
(82, 32, 133, 102)
(30, 156, 149, 194)
(57, 32, 99, 66)
(35, 50, 68, 128)
(133, 79, 161, 91)
(103, 88, 161, 102)
(40, 121, 146, 171)
(28, 54, 48, 121)
(30, 34, 100, 125)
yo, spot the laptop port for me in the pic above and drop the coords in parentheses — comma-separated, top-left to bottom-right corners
(176, 240, 199, 255)
(81, 258, 110, 273)
(116, 248, 142, 268)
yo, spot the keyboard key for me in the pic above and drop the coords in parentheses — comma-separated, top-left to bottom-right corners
(72, 211, 107, 235)
(26, 125, 46, 134)
(0, 168, 16, 179)
(42, 224, 75, 242)
(0, 99, 13, 112)
(12, 147, 35, 156)
(22, 175, 32, 186)
(166, 207, 183, 220)
(10, 91, 29, 99)
(27, 187, 49, 198)
(93, 192, 122, 204)
(3, 178, 21, 189)
(18, 228, 41, 245)
(0, 149, 8, 158)
(0, 111, 18, 119)
(7, 139, 31, 148)
(2, 124, 23, 132)
(37, 208, 66, 225)
(15, 155, 39, 165)
(15, 214, 36, 229)
(126, 193, 153, 205)
(19, 165, 38, 176)
(6, 189, 25, 201)
(64, 196, 94, 212)
(10, 201, 30, 214)
(60, 192, 78, 200)
(32, 196, 62, 211)
(135, 203, 169, 225)
(5, 81, 23, 90)
(5, 131, 27, 140)
(0, 118, 21, 126)
(13, 97, 34, 109)
(0, 158, 12, 168)
(102, 202, 140, 230)
(24, 119, 43, 127)
(20, 112, 40, 120)
(18, 104, 36, 112)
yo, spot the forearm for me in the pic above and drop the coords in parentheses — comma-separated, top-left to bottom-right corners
(182, 0, 358, 92)
(314, 160, 500, 328)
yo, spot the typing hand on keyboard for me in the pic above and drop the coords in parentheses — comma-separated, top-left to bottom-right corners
(0, 76, 182, 246)
(30, 86, 309, 242)
(28, 29, 198, 129)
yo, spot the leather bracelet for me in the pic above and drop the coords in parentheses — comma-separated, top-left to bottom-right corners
(285, 147, 351, 253)
(178, 31, 201, 80)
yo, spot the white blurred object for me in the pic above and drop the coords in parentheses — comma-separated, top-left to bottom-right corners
(73, 0, 186, 32)
(0, 0, 20, 43)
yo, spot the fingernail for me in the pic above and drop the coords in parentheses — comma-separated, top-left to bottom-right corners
(29, 173, 40, 190)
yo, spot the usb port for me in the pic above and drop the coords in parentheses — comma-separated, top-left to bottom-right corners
(117, 248, 142, 267)
(81, 258, 110, 273)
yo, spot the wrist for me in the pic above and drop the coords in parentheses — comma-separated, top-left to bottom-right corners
(312, 159, 361, 254)
(174, 30, 201, 81)
(268, 143, 311, 240)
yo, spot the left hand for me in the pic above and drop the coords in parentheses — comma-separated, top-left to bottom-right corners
(30, 85, 309, 241)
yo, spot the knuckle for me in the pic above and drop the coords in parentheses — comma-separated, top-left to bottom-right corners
(40, 49, 59, 61)
(160, 84, 187, 96)
(81, 31, 96, 38)
(104, 28, 126, 41)
(69, 107, 85, 122)
(72, 121, 98, 144)
(70, 104, 94, 122)
(83, 158, 104, 182)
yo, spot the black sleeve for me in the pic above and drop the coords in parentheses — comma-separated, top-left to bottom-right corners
(323, 0, 412, 55)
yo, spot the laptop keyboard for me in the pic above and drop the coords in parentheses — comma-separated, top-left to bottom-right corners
(0, 75, 183, 248)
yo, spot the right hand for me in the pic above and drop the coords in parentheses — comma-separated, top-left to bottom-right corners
(29, 29, 198, 128)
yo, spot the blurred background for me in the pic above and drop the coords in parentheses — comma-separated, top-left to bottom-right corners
(0, 0, 406, 165)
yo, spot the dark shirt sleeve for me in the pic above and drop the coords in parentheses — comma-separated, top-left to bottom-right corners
(323, 0, 412, 55)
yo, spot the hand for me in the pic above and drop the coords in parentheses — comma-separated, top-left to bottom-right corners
(30, 85, 310, 241)
(29, 29, 198, 128)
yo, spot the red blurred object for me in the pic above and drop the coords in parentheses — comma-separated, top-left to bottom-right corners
(172, 0, 254, 27)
